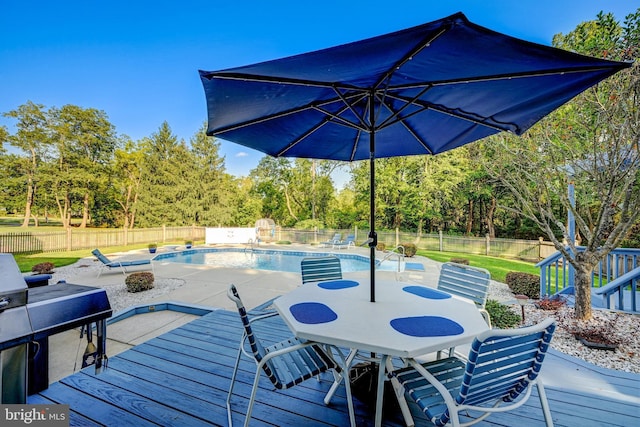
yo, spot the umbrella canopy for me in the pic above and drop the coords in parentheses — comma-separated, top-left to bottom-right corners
(199, 12, 631, 301)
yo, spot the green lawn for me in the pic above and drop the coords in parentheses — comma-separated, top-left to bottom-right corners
(418, 250, 540, 283)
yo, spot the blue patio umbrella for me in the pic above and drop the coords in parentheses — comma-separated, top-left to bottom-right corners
(199, 12, 631, 302)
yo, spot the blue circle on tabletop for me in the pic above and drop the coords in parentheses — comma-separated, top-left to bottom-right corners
(403, 286, 451, 300)
(318, 280, 359, 290)
(290, 302, 338, 324)
(390, 316, 464, 337)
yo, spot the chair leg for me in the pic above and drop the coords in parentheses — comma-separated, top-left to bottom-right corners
(324, 349, 357, 404)
(244, 366, 263, 427)
(385, 357, 414, 427)
(227, 340, 245, 427)
(342, 365, 356, 427)
(537, 382, 554, 427)
(323, 348, 356, 427)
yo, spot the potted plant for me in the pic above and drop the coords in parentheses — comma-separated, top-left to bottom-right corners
(185, 240, 193, 249)
(148, 243, 158, 254)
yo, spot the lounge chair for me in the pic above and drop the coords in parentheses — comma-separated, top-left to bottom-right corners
(320, 233, 341, 248)
(333, 234, 356, 249)
(394, 318, 556, 427)
(226, 284, 355, 427)
(301, 255, 343, 284)
(91, 249, 152, 278)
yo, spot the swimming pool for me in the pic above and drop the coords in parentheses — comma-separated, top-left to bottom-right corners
(153, 248, 398, 272)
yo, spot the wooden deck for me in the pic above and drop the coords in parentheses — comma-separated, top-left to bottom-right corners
(29, 309, 640, 426)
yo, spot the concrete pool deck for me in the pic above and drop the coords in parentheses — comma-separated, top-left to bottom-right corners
(48, 243, 433, 383)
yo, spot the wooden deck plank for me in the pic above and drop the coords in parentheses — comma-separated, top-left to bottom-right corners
(38, 381, 159, 426)
(29, 309, 640, 427)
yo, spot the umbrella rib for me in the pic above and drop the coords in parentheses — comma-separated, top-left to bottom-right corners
(375, 85, 433, 130)
(382, 92, 518, 133)
(332, 86, 370, 130)
(210, 92, 366, 135)
(373, 21, 451, 91)
(276, 102, 362, 157)
(275, 119, 329, 157)
(384, 64, 629, 92)
(373, 94, 434, 154)
(203, 71, 368, 94)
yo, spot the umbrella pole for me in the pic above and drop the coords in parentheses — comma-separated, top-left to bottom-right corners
(369, 149, 376, 303)
(369, 95, 377, 303)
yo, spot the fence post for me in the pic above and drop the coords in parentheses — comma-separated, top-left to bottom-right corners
(163, 225, 166, 243)
(439, 230, 443, 252)
(396, 228, 400, 247)
(538, 237, 543, 259)
(485, 234, 490, 256)
(66, 227, 72, 252)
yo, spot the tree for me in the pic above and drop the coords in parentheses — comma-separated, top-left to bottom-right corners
(136, 122, 190, 227)
(3, 102, 51, 226)
(250, 157, 297, 225)
(188, 125, 234, 225)
(113, 138, 145, 229)
(484, 10, 639, 320)
(45, 105, 117, 228)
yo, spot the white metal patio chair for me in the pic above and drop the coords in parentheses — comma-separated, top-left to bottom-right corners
(393, 318, 556, 427)
(437, 262, 492, 328)
(226, 284, 355, 427)
(301, 255, 343, 284)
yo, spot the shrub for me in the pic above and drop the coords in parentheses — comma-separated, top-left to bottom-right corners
(376, 242, 386, 251)
(32, 262, 55, 274)
(505, 272, 539, 299)
(125, 272, 155, 293)
(485, 299, 521, 329)
(450, 258, 469, 265)
(400, 243, 417, 257)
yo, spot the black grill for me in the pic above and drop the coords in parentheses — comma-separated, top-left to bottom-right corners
(0, 254, 112, 403)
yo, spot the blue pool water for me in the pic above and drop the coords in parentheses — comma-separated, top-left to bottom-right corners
(153, 248, 396, 272)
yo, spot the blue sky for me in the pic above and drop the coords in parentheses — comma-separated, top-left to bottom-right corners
(1, 0, 635, 182)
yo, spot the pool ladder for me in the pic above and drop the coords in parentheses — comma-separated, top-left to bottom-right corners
(377, 245, 406, 274)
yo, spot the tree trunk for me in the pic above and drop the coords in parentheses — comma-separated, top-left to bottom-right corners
(79, 193, 90, 228)
(466, 199, 473, 235)
(486, 197, 496, 238)
(21, 181, 34, 227)
(283, 186, 298, 221)
(56, 194, 71, 228)
(573, 252, 596, 320)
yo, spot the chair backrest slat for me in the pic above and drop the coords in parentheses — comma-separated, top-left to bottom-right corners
(301, 256, 342, 284)
(437, 262, 491, 308)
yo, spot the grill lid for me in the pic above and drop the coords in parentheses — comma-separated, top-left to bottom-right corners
(0, 253, 28, 312)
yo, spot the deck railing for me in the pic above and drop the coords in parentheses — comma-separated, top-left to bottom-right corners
(536, 247, 640, 312)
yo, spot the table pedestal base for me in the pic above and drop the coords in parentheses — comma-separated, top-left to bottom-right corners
(349, 362, 400, 411)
